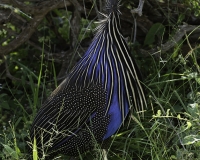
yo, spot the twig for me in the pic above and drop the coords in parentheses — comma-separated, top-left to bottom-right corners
(0, 0, 70, 56)
(131, 0, 145, 16)
(141, 24, 200, 57)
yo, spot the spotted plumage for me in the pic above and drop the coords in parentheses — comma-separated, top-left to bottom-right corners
(28, 0, 147, 158)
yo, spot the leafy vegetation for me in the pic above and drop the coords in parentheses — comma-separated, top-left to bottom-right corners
(0, 0, 200, 159)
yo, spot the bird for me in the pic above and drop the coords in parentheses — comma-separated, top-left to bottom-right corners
(28, 0, 147, 158)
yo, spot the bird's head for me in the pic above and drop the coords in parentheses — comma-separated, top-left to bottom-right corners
(106, 0, 121, 15)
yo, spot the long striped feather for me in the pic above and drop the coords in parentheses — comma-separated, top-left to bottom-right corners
(64, 0, 147, 138)
(29, 0, 147, 157)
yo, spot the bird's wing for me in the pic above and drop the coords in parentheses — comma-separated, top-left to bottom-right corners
(29, 82, 107, 152)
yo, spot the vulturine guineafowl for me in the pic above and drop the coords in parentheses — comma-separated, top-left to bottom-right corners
(28, 0, 147, 159)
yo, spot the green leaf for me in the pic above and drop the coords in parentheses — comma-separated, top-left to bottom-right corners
(0, 93, 7, 98)
(2, 144, 18, 159)
(195, 77, 200, 85)
(144, 23, 165, 45)
(0, 101, 10, 109)
(187, 103, 199, 117)
(182, 135, 200, 145)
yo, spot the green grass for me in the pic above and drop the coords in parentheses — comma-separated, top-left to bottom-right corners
(1, 46, 200, 159)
